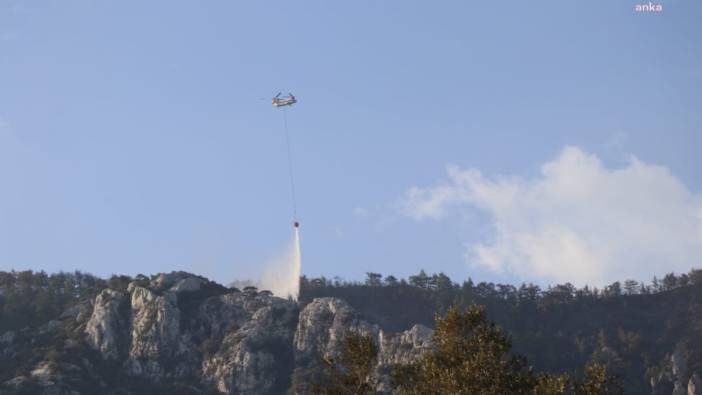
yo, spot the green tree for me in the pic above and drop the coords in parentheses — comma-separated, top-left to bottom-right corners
(604, 282, 622, 297)
(428, 272, 452, 291)
(533, 363, 623, 395)
(580, 362, 624, 395)
(384, 275, 399, 287)
(393, 305, 536, 394)
(365, 272, 382, 287)
(662, 273, 678, 291)
(316, 332, 378, 394)
(622, 280, 639, 295)
(533, 373, 578, 394)
(408, 270, 429, 289)
(689, 268, 702, 285)
(392, 305, 623, 395)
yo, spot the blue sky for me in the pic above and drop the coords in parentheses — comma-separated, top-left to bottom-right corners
(1, 0, 701, 286)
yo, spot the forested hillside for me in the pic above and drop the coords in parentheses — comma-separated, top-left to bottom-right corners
(0, 269, 700, 393)
(300, 269, 702, 393)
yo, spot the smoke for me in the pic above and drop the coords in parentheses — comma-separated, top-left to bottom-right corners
(259, 227, 301, 300)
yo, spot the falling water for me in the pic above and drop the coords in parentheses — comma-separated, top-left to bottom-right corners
(291, 226, 301, 300)
(260, 226, 301, 301)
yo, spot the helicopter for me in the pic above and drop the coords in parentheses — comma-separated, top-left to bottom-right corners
(272, 92, 297, 108)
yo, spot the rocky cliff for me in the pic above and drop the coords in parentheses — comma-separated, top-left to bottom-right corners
(649, 350, 702, 395)
(291, 297, 432, 393)
(0, 272, 431, 395)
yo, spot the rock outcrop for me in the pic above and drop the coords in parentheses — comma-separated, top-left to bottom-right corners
(649, 349, 702, 395)
(85, 289, 127, 360)
(2, 272, 433, 395)
(689, 373, 702, 395)
(376, 323, 433, 391)
(295, 297, 377, 360)
(293, 297, 433, 393)
(124, 284, 188, 379)
(202, 295, 298, 394)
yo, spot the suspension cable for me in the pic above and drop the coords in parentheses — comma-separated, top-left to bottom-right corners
(282, 107, 298, 221)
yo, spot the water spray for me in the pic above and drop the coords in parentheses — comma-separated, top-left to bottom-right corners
(259, 226, 301, 300)
(292, 224, 302, 300)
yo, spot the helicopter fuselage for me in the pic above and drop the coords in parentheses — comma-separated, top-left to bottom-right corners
(272, 98, 297, 107)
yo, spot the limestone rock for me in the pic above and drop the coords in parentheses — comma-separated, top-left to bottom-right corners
(295, 297, 378, 363)
(84, 289, 127, 360)
(124, 284, 191, 379)
(150, 271, 207, 293)
(374, 324, 433, 392)
(201, 295, 298, 395)
(170, 276, 205, 293)
(378, 324, 433, 366)
(59, 299, 94, 323)
(690, 373, 702, 395)
(294, 297, 433, 393)
(3, 272, 437, 394)
(31, 361, 56, 386)
(3, 376, 29, 390)
(29, 361, 82, 395)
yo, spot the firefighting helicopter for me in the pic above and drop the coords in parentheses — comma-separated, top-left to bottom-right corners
(272, 92, 297, 108)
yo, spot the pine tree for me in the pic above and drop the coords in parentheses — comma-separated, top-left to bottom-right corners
(393, 305, 536, 394)
(315, 331, 378, 395)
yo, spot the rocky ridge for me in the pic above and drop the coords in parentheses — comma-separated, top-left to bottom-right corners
(0, 272, 432, 395)
(650, 350, 702, 395)
(4, 271, 699, 394)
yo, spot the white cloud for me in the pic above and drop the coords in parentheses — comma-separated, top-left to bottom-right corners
(402, 146, 702, 286)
